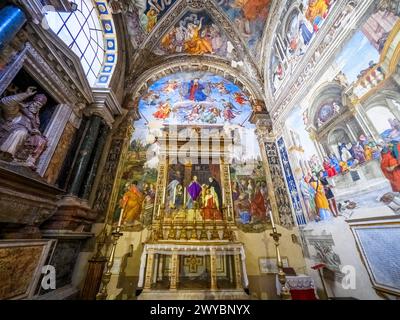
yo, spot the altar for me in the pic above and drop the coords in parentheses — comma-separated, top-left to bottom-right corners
(135, 125, 251, 299)
(137, 243, 249, 300)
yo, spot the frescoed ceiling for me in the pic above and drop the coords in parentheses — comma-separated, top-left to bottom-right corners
(115, 0, 271, 56)
(110, 0, 273, 82)
(133, 71, 261, 166)
(216, 0, 272, 56)
(155, 10, 237, 61)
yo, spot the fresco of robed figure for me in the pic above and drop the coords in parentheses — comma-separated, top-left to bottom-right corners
(166, 165, 224, 221)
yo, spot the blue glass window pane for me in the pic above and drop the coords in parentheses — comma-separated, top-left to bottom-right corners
(46, 0, 105, 86)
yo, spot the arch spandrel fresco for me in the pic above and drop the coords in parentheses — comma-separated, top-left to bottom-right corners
(112, 0, 178, 47)
(270, 0, 336, 95)
(113, 71, 270, 232)
(217, 0, 272, 56)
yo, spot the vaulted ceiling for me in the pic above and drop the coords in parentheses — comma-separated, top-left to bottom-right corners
(110, 0, 273, 100)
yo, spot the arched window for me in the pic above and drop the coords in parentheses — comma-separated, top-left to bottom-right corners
(45, 0, 117, 87)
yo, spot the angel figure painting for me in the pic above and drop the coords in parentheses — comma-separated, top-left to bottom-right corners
(138, 71, 252, 126)
(159, 12, 230, 57)
(218, 0, 272, 55)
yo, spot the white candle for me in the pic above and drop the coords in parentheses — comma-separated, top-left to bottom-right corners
(269, 210, 276, 229)
(118, 207, 124, 226)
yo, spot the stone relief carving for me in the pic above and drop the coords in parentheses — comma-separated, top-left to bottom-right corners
(94, 125, 126, 221)
(306, 232, 345, 281)
(0, 87, 48, 169)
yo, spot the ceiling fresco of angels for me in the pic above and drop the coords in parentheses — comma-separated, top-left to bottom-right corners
(157, 11, 234, 59)
(120, 0, 272, 58)
(138, 71, 253, 126)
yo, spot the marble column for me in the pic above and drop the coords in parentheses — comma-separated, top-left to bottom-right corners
(152, 254, 159, 285)
(0, 5, 26, 50)
(82, 124, 109, 199)
(346, 122, 358, 142)
(70, 115, 102, 196)
(228, 255, 234, 284)
(351, 103, 378, 141)
(176, 256, 181, 285)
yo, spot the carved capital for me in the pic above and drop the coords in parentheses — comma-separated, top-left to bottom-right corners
(83, 89, 123, 128)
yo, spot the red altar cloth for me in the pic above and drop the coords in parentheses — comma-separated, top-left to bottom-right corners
(290, 288, 318, 300)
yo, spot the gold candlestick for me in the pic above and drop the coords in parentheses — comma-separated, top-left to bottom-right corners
(96, 207, 125, 300)
(269, 210, 291, 300)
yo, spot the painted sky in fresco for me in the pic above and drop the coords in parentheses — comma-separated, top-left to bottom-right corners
(133, 71, 261, 162)
(141, 0, 176, 32)
(335, 31, 380, 84)
(138, 71, 253, 126)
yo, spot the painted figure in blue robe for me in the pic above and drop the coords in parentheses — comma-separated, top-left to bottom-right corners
(239, 211, 252, 224)
(186, 79, 207, 102)
(299, 20, 313, 46)
(329, 154, 341, 174)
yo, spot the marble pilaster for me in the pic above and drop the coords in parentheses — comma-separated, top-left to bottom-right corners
(210, 249, 217, 290)
(81, 124, 109, 199)
(234, 253, 242, 290)
(69, 115, 102, 196)
(144, 251, 155, 290)
(170, 254, 178, 290)
(38, 104, 73, 177)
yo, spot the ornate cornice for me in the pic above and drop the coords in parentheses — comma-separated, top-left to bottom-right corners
(86, 88, 124, 128)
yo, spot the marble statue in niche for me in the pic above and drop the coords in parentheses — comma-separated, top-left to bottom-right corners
(0, 87, 48, 169)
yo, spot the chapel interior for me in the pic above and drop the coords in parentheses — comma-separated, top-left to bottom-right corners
(0, 0, 400, 301)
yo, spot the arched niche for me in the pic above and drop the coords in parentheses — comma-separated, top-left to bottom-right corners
(303, 82, 345, 131)
(108, 67, 276, 235)
(306, 82, 365, 157)
(327, 127, 352, 158)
